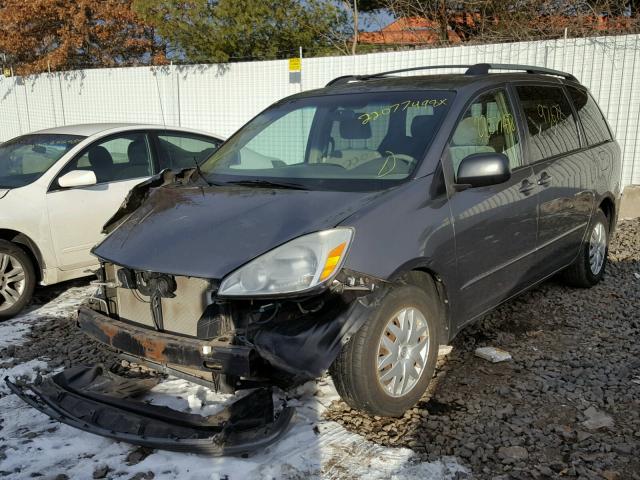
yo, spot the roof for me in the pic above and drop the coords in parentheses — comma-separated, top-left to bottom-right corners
(29, 123, 225, 140)
(34, 123, 142, 136)
(292, 72, 570, 100)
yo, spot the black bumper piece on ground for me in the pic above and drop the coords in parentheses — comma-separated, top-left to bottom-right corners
(6, 365, 295, 455)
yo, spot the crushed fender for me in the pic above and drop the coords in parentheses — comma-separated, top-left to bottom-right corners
(251, 284, 390, 380)
(6, 364, 295, 455)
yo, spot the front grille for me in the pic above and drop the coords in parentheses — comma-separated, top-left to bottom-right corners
(104, 263, 211, 337)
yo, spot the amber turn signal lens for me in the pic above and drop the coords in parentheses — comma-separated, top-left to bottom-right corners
(319, 242, 347, 281)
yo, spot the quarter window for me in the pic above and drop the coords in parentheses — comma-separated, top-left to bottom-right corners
(566, 87, 612, 146)
(449, 89, 522, 178)
(515, 85, 581, 161)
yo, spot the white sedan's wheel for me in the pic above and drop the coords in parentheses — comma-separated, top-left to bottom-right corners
(0, 240, 36, 320)
(0, 253, 27, 312)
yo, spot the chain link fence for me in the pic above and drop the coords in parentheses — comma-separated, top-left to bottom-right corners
(1, 33, 639, 186)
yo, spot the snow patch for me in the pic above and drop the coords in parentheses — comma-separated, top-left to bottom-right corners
(0, 359, 48, 394)
(0, 284, 94, 349)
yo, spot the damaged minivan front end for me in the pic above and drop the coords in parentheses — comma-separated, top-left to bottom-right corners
(9, 167, 391, 454)
(10, 85, 458, 453)
(82, 259, 386, 389)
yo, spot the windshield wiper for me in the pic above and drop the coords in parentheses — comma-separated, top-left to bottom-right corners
(191, 156, 211, 186)
(224, 179, 308, 190)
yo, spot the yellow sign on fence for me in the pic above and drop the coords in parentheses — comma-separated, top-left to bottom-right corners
(288, 57, 301, 72)
(3, 67, 11, 78)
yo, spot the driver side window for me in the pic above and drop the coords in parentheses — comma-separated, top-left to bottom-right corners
(449, 89, 521, 180)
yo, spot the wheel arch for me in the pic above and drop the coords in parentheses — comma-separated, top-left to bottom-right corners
(597, 195, 616, 234)
(389, 260, 452, 345)
(0, 229, 43, 282)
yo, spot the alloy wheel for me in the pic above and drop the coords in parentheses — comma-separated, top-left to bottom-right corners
(589, 222, 607, 275)
(0, 253, 26, 311)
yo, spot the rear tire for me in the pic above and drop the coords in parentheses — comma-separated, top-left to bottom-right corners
(561, 209, 609, 288)
(0, 240, 36, 320)
(330, 280, 440, 417)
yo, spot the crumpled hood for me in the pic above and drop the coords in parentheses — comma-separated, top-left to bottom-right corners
(93, 183, 379, 279)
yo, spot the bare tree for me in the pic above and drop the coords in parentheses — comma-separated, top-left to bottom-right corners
(380, 0, 639, 47)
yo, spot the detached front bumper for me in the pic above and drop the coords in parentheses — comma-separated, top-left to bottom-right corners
(6, 365, 294, 455)
(78, 306, 257, 378)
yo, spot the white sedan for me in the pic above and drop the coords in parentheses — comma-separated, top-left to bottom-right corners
(0, 123, 224, 319)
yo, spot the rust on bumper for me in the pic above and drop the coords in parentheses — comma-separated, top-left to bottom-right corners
(78, 306, 255, 377)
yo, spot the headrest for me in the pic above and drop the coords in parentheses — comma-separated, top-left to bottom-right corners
(88, 146, 113, 167)
(452, 117, 490, 147)
(411, 115, 436, 137)
(128, 140, 148, 165)
(339, 113, 372, 140)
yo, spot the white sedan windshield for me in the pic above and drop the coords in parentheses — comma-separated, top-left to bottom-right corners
(0, 134, 85, 188)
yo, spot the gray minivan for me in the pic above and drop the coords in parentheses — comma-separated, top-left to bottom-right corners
(10, 64, 621, 454)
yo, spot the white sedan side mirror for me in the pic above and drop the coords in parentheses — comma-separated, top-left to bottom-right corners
(58, 170, 98, 188)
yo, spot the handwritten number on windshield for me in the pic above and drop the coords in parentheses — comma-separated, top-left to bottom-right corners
(359, 98, 447, 125)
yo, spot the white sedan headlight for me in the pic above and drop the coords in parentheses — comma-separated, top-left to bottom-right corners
(218, 228, 354, 296)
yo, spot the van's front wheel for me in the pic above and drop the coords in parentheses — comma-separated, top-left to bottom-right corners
(330, 283, 439, 417)
(0, 240, 36, 320)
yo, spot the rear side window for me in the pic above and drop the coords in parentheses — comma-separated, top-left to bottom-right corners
(566, 87, 612, 146)
(515, 85, 580, 161)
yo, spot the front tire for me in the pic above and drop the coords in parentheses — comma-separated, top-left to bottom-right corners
(0, 240, 36, 320)
(561, 209, 609, 288)
(330, 280, 440, 417)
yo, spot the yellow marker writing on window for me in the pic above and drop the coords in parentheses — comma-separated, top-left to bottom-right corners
(359, 98, 447, 125)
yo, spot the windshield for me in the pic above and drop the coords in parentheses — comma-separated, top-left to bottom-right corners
(0, 134, 85, 188)
(201, 91, 454, 190)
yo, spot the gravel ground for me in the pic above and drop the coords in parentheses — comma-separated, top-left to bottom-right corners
(327, 218, 640, 479)
(1, 219, 639, 479)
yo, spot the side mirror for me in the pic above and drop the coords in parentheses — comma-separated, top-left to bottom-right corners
(455, 152, 511, 189)
(58, 170, 98, 188)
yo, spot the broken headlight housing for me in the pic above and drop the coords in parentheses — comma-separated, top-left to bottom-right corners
(218, 228, 354, 297)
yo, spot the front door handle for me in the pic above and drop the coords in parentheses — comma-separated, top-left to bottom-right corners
(537, 171, 552, 186)
(519, 179, 535, 195)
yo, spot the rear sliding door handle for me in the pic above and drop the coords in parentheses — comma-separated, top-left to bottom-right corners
(537, 172, 552, 186)
(519, 179, 536, 195)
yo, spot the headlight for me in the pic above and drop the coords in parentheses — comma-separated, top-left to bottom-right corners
(218, 228, 354, 296)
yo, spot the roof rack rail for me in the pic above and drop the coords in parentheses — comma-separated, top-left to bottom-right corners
(465, 63, 578, 81)
(325, 65, 473, 86)
(325, 63, 577, 87)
